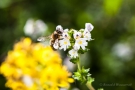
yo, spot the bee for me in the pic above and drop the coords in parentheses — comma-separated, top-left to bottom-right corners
(37, 25, 64, 50)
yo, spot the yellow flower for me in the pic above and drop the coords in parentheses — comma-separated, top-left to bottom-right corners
(0, 38, 74, 90)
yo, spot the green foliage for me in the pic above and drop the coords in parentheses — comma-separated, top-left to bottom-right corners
(0, 0, 12, 8)
(104, 0, 122, 16)
(72, 67, 93, 84)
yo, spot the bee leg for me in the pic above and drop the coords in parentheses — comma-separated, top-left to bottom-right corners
(58, 36, 64, 40)
(50, 40, 56, 50)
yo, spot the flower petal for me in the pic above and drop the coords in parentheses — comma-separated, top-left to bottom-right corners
(85, 23, 94, 32)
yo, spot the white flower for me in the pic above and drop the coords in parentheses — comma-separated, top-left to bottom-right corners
(83, 23, 94, 41)
(85, 23, 94, 32)
(24, 19, 34, 35)
(59, 30, 71, 51)
(73, 31, 82, 39)
(69, 49, 78, 58)
(53, 39, 59, 49)
(35, 20, 48, 33)
(24, 18, 48, 39)
(59, 38, 71, 51)
(64, 29, 69, 32)
(62, 29, 70, 39)
(74, 38, 88, 50)
(83, 29, 92, 41)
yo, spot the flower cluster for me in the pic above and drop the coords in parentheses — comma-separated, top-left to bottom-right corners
(0, 38, 73, 90)
(52, 23, 95, 88)
(53, 23, 94, 59)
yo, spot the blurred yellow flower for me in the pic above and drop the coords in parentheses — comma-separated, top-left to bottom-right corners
(0, 38, 74, 90)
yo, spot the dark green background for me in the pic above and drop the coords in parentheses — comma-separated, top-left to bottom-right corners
(0, 0, 135, 90)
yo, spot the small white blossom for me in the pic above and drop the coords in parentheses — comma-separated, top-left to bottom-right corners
(85, 23, 94, 32)
(83, 23, 94, 41)
(59, 38, 71, 51)
(69, 49, 78, 58)
(64, 29, 69, 32)
(53, 39, 59, 49)
(59, 30, 71, 51)
(83, 29, 92, 41)
(62, 29, 70, 39)
(73, 31, 82, 39)
(74, 38, 88, 50)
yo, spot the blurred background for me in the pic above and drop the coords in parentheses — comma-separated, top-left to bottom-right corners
(0, 0, 135, 90)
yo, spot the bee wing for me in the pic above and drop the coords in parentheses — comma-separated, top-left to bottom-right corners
(37, 36, 51, 42)
(37, 36, 51, 46)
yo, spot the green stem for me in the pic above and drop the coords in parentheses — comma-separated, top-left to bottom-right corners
(77, 54, 81, 71)
(76, 55, 95, 90)
(77, 61, 81, 71)
(86, 82, 95, 90)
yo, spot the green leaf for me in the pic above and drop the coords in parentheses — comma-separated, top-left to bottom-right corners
(78, 48, 89, 54)
(82, 67, 90, 73)
(87, 77, 94, 84)
(70, 57, 79, 64)
(72, 71, 81, 80)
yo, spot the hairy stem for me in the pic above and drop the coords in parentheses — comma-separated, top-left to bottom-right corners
(76, 55, 95, 90)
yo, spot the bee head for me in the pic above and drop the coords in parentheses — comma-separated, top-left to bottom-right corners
(56, 25, 63, 34)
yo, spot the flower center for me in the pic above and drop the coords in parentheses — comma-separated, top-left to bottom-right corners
(72, 51, 75, 54)
(64, 41, 67, 45)
(75, 34, 80, 39)
(78, 40, 82, 45)
(65, 34, 67, 37)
